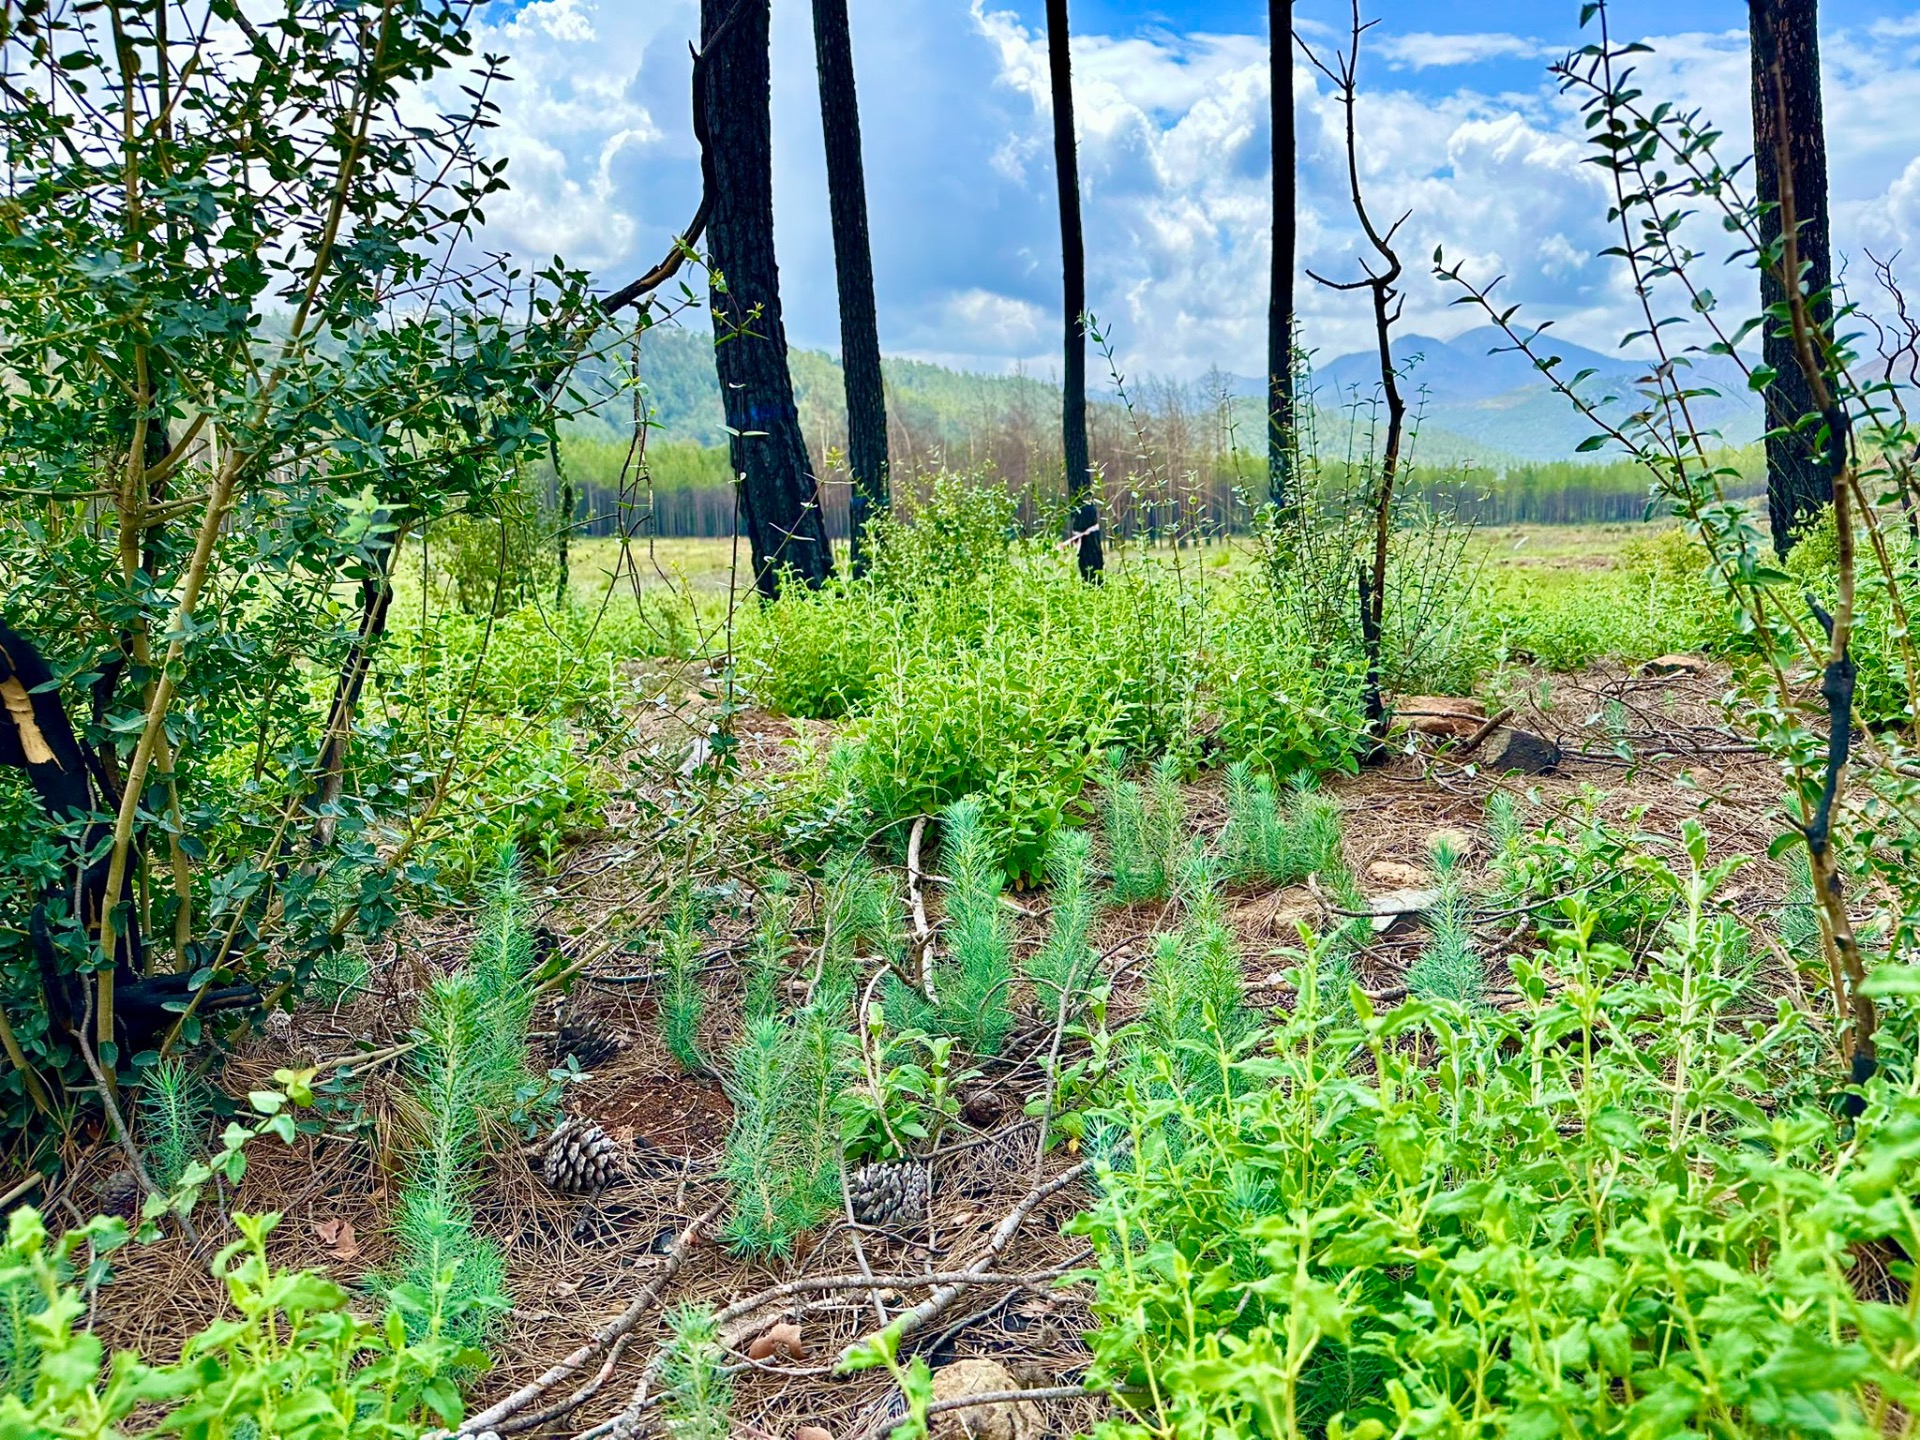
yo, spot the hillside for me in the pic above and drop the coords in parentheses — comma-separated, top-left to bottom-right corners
(564, 320, 1757, 468)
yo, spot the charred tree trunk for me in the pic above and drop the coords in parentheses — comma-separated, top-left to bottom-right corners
(702, 0, 834, 596)
(1268, 0, 1297, 512)
(811, 0, 889, 576)
(1046, 0, 1103, 578)
(1749, 0, 1836, 556)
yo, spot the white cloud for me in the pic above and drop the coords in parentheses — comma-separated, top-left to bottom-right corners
(1373, 32, 1547, 69)
(437, 0, 1920, 383)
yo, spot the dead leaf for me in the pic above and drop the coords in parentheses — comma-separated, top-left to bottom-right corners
(313, 1217, 360, 1262)
(748, 1321, 808, 1363)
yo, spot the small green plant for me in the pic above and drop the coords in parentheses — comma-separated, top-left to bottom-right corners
(1027, 828, 1096, 1022)
(1221, 763, 1344, 887)
(390, 853, 543, 1350)
(839, 1024, 974, 1164)
(1405, 834, 1482, 1007)
(658, 1304, 733, 1440)
(137, 1059, 209, 1196)
(744, 876, 794, 1025)
(0, 1207, 485, 1438)
(1101, 750, 1184, 903)
(824, 847, 907, 984)
(658, 883, 708, 1073)
(892, 797, 1015, 1056)
(720, 1014, 840, 1257)
(1137, 854, 1255, 1107)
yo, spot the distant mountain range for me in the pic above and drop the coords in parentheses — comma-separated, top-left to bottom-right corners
(1304, 326, 1759, 461)
(564, 321, 1758, 467)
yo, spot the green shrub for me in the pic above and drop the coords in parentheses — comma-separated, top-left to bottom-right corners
(1076, 831, 1904, 1440)
(0, 1208, 486, 1438)
(1206, 575, 1369, 778)
(1784, 510, 1918, 731)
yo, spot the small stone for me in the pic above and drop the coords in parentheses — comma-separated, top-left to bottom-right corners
(1488, 728, 1561, 775)
(1366, 860, 1427, 888)
(797, 1428, 834, 1440)
(1641, 653, 1707, 677)
(1427, 828, 1475, 859)
(929, 1357, 1040, 1440)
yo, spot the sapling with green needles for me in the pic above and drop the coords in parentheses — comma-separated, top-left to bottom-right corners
(1027, 828, 1096, 1022)
(896, 795, 1016, 1056)
(658, 1304, 733, 1440)
(138, 1057, 209, 1196)
(658, 882, 707, 1073)
(389, 852, 543, 1349)
(1407, 834, 1483, 1008)
(744, 875, 793, 1026)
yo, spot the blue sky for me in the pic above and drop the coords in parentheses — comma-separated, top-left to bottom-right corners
(462, 1, 1920, 379)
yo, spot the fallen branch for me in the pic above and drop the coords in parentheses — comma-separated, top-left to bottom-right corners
(1454, 706, 1515, 758)
(835, 1160, 1093, 1367)
(907, 813, 934, 992)
(459, 1200, 723, 1436)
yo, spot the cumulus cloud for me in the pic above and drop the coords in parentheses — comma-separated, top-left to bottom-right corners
(451, 0, 1920, 381)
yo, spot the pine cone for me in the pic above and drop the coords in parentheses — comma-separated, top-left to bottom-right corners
(847, 1160, 930, 1227)
(540, 1116, 627, 1194)
(941, 1128, 1035, 1199)
(553, 1020, 626, 1070)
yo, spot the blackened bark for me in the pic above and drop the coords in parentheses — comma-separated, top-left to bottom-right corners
(1046, 0, 1102, 579)
(1749, 0, 1835, 556)
(812, 0, 889, 577)
(702, 0, 834, 596)
(1268, 0, 1296, 512)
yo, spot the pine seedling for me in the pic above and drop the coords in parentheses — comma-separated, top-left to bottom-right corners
(1028, 828, 1095, 1021)
(826, 848, 907, 982)
(659, 882, 707, 1073)
(744, 875, 793, 1025)
(1407, 835, 1483, 1008)
(1149, 752, 1187, 889)
(932, 795, 1014, 1055)
(1281, 778, 1344, 880)
(139, 1058, 208, 1195)
(0, 1268, 38, 1402)
(1100, 750, 1163, 903)
(1221, 760, 1283, 883)
(659, 1304, 733, 1440)
(721, 1016, 799, 1255)
(1178, 849, 1250, 1048)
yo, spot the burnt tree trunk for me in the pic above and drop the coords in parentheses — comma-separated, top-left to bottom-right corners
(811, 0, 889, 576)
(1268, 0, 1296, 512)
(702, 0, 834, 596)
(1046, 0, 1103, 578)
(1749, 0, 1836, 556)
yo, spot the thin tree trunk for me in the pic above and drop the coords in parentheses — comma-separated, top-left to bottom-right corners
(1046, 0, 1103, 578)
(1268, 0, 1296, 512)
(1749, 0, 1835, 556)
(812, 0, 888, 577)
(701, 0, 834, 597)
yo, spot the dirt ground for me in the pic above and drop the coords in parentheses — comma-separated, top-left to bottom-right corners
(59, 655, 1813, 1440)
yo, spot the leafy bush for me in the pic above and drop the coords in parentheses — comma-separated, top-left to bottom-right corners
(1076, 831, 1918, 1440)
(0, 1207, 484, 1437)
(742, 477, 1363, 878)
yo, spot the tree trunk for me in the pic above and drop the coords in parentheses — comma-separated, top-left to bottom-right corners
(1749, 0, 1835, 556)
(811, 0, 889, 577)
(1268, 0, 1296, 512)
(1046, 0, 1102, 578)
(701, 0, 834, 597)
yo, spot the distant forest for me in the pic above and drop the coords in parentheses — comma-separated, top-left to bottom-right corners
(544, 324, 1761, 538)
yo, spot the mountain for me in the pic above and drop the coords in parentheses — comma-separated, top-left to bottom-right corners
(1309, 326, 1759, 461)
(558, 321, 1752, 469)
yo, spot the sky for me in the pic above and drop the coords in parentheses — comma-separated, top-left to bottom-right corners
(457, 0, 1920, 382)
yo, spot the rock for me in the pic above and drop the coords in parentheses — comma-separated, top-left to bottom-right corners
(1392, 695, 1487, 739)
(929, 1358, 1040, 1440)
(1426, 827, 1476, 859)
(797, 1428, 834, 1440)
(1366, 860, 1428, 888)
(1641, 653, 1707, 677)
(1366, 887, 1442, 933)
(1488, 727, 1561, 775)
